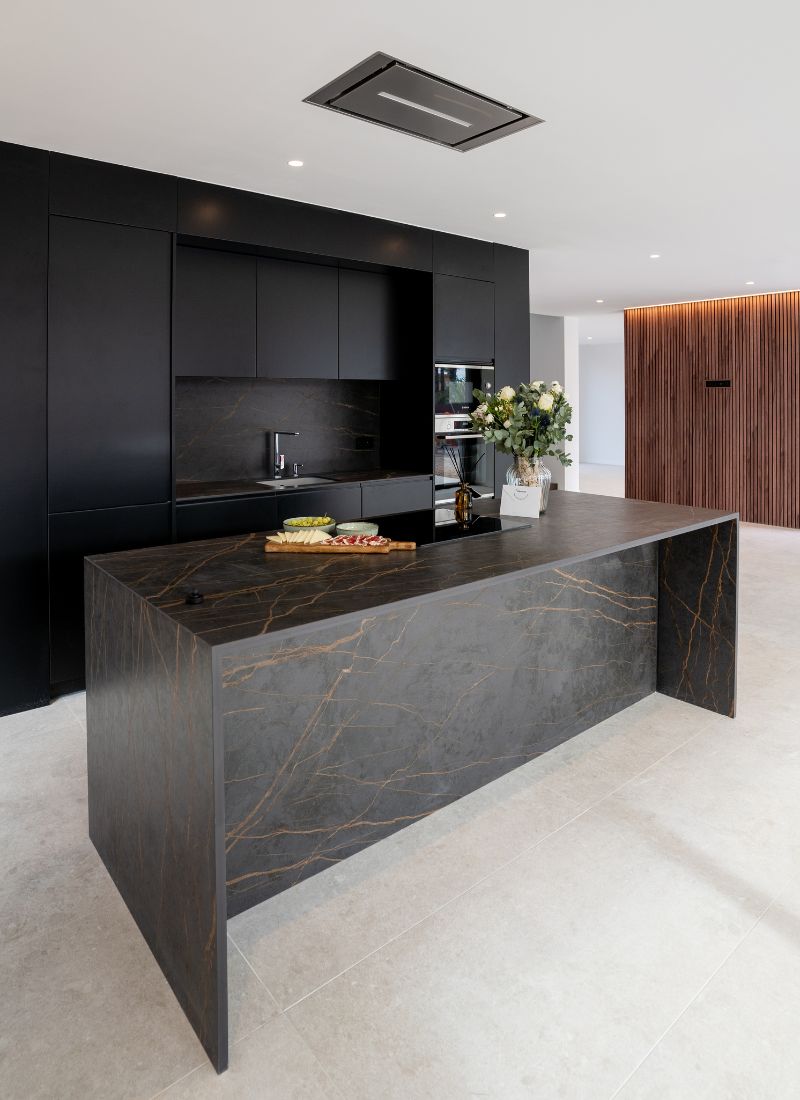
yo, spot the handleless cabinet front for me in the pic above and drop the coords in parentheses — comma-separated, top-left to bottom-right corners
(339, 268, 401, 380)
(257, 258, 338, 379)
(434, 274, 495, 363)
(48, 217, 172, 512)
(174, 246, 256, 378)
(275, 485, 362, 524)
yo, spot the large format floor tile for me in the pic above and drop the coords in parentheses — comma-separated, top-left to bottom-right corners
(1, 520, 798, 1098)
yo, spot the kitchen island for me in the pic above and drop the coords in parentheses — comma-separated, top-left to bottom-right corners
(85, 492, 737, 1072)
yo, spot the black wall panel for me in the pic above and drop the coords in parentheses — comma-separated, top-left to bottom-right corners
(493, 244, 530, 495)
(48, 216, 172, 512)
(50, 152, 177, 230)
(178, 179, 433, 271)
(0, 142, 49, 715)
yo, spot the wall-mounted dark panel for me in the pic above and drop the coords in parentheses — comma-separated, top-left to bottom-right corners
(339, 268, 401, 380)
(0, 142, 49, 715)
(493, 245, 530, 495)
(49, 152, 177, 230)
(257, 258, 338, 379)
(176, 496, 277, 542)
(49, 504, 171, 687)
(48, 216, 172, 512)
(178, 179, 432, 271)
(433, 233, 494, 281)
(275, 485, 361, 524)
(174, 246, 256, 377)
(434, 274, 495, 363)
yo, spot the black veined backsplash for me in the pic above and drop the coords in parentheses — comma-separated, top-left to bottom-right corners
(174, 377, 380, 482)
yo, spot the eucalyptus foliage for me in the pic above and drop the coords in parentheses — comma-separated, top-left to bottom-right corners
(470, 381, 574, 465)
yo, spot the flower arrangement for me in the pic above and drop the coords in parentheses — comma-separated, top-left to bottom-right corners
(471, 381, 573, 503)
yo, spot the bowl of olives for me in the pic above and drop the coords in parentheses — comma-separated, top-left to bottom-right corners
(283, 516, 336, 535)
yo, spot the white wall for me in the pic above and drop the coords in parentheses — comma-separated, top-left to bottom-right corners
(529, 313, 580, 489)
(579, 342, 625, 465)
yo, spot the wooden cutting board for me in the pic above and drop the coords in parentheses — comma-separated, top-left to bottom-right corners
(264, 540, 416, 555)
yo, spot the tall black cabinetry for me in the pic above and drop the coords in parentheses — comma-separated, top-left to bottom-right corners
(0, 143, 49, 715)
(47, 158, 174, 690)
(493, 244, 530, 493)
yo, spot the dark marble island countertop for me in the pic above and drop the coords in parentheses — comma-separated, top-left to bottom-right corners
(176, 468, 430, 502)
(88, 492, 737, 651)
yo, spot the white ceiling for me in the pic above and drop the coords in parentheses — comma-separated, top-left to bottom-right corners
(3, 0, 800, 316)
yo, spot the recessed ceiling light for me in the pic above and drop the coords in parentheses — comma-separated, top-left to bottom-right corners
(587, 336, 593, 340)
(649, 253, 661, 259)
(745, 280, 755, 285)
(595, 299, 604, 303)
(287, 159, 304, 168)
(494, 211, 507, 218)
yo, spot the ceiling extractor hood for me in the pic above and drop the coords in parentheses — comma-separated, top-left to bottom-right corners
(304, 52, 543, 152)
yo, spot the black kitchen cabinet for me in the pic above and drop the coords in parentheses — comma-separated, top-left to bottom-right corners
(0, 142, 49, 715)
(493, 245, 530, 495)
(176, 495, 277, 541)
(257, 258, 338, 379)
(275, 485, 362, 524)
(362, 477, 433, 517)
(49, 152, 177, 230)
(174, 246, 256, 377)
(433, 233, 494, 281)
(48, 216, 172, 512)
(434, 274, 495, 363)
(339, 269, 400, 381)
(178, 179, 432, 271)
(49, 504, 171, 688)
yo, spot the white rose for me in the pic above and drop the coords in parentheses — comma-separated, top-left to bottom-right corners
(473, 403, 487, 420)
(532, 380, 545, 389)
(486, 413, 494, 423)
(551, 381, 563, 395)
(499, 385, 516, 400)
(503, 419, 511, 428)
(538, 393, 554, 412)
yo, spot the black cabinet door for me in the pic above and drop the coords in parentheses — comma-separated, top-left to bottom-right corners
(433, 233, 494, 281)
(339, 269, 400, 380)
(176, 496, 277, 541)
(257, 258, 338, 379)
(49, 504, 171, 687)
(434, 275, 495, 363)
(0, 142, 49, 715)
(48, 217, 172, 512)
(49, 152, 177, 230)
(362, 477, 433, 517)
(174, 246, 256, 377)
(275, 485, 362, 524)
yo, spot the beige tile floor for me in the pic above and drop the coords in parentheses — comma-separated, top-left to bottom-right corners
(1, 519, 798, 1098)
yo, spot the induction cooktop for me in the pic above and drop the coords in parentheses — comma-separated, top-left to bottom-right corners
(433, 509, 536, 543)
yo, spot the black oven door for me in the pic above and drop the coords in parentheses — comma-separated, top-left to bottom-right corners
(434, 364, 493, 416)
(434, 433, 494, 503)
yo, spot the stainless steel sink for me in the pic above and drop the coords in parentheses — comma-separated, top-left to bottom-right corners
(255, 476, 336, 490)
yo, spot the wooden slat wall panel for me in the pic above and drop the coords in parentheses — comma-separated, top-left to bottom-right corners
(625, 292, 800, 529)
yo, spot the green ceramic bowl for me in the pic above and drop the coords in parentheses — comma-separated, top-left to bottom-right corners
(283, 517, 336, 535)
(335, 521, 379, 537)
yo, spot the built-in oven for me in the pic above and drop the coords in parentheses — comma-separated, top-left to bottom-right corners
(434, 418, 494, 504)
(434, 363, 494, 417)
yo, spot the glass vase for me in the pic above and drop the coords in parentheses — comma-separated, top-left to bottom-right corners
(506, 455, 552, 512)
(454, 483, 473, 526)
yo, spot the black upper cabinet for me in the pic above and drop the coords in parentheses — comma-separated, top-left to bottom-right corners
(178, 179, 432, 271)
(49, 504, 171, 687)
(257, 258, 338, 379)
(434, 274, 495, 363)
(0, 142, 49, 715)
(433, 233, 494, 281)
(339, 268, 400, 381)
(48, 217, 172, 512)
(50, 152, 177, 230)
(174, 247, 256, 377)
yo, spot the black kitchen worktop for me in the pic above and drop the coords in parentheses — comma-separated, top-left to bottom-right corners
(175, 468, 429, 502)
(88, 492, 736, 650)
